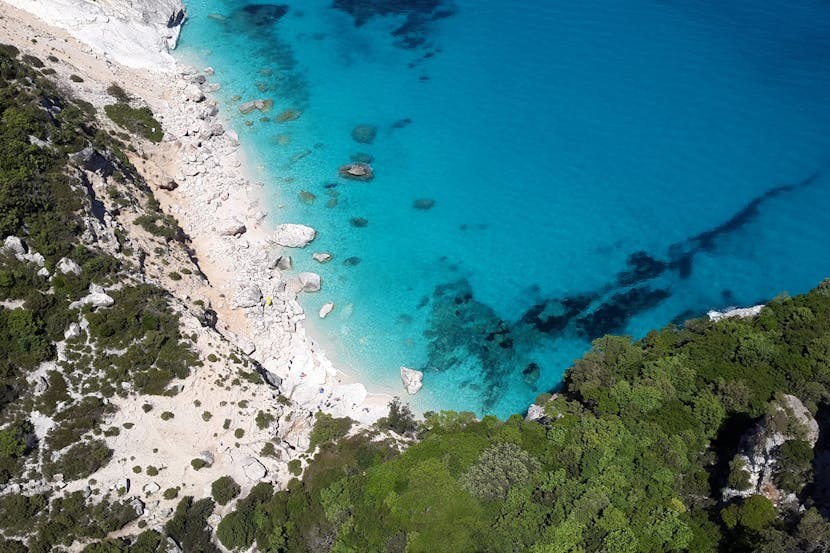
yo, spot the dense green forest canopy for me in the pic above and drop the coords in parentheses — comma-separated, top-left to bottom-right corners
(200, 282, 830, 553)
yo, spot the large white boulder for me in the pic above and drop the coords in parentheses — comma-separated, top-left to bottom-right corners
(319, 302, 335, 319)
(57, 257, 82, 275)
(272, 224, 316, 248)
(400, 366, 423, 395)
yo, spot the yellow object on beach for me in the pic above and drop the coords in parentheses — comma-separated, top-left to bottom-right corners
(265, 296, 272, 306)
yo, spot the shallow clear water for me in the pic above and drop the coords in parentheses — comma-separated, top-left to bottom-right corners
(176, 0, 830, 418)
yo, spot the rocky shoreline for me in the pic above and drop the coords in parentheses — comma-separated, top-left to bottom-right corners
(2, 1, 391, 426)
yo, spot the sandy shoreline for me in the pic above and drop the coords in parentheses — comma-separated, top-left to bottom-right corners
(0, 1, 392, 424)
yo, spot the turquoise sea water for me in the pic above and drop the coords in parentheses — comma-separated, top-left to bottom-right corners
(176, 1, 830, 418)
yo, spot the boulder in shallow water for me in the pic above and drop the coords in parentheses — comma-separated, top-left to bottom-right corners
(351, 124, 377, 144)
(400, 366, 423, 395)
(339, 162, 374, 181)
(298, 190, 316, 205)
(319, 302, 335, 318)
(413, 198, 435, 210)
(312, 252, 332, 263)
(350, 217, 368, 228)
(343, 256, 361, 266)
(298, 272, 321, 292)
(272, 224, 316, 248)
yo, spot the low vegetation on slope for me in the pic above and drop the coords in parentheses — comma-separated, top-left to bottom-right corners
(0, 47, 204, 551)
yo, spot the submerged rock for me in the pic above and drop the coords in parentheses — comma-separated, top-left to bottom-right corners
(413, 198, 435, 210)
(312, 252, 332, 263)
(351, 124, 377, 144)
(275, 109, 302, 122)
(350, 152, 374, 164)
(298, 190, 316, 205)
(343, 256, 362, 267)
(338, 162, 374, 181)
(400, 366, 423, 395)
(350, 217, 368, 228)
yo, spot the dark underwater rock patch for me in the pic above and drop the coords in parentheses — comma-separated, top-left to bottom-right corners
(331, 0, 455, 53)
(412, 198, 435, 210)
(576, 286, 671, 338)
(350, 217, 368, 228)
(240, 4, 289, 26)
(351, 124, 377, 144)
(343, 256, 362, 266)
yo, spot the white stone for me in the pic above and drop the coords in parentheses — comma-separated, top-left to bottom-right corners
(242, 457, 267, 481)
(56, 257, 82, 275)
(217, 219, 247, 237)
(232, 286, 262, 309)
(3, 236, 26, 255)
(319, 302, 334, 319)
(130, 497, 145, 516)
(271, 224, 316, 248)
(525, 404, 546, 422)
(312, 252, 332, 263)
(298, 272, 321, 293)
(184, 83, 205, 102)
(64, 322, 81, 340)
(143, 482, 161, 495)
(400, 366, 423, 395)
(707, 305, 765, 322)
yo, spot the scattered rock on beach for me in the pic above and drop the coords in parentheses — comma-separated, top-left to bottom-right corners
(400, 366, 423, 395)
(233, 285, 262, 309)
(184, 83, 205, 102)
(413, 198, 435, 210)
(272, 223, 316, 248)
(339, 162, 374, 181)
(351, 124, 377, 144)
(218, 219, 247, 237)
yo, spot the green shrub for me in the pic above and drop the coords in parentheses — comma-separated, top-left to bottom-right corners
(168, 271, 182, 281)
(287, 459, 302, 476)
(211, 476, 241, 505)
(106, 83, 130, 103)
(201, 411, 212, 422)
(234, 428, 245, 439)
(163, 487, 179, 500)
(160, 411, 174, 421)
(255, 411, 275, 430)
(190, 458, 209, 471)
(307, 412, 353, 451)
(104, 103, 163, 143)
(164, 497, 219, 552)
(69, 74, 84, 83)
(146, 466, 159, 477)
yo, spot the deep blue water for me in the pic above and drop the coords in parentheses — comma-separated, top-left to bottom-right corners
(176, 1, 830, 417)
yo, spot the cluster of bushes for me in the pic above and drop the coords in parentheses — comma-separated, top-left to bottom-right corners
(103, 104, 163, 143)
(208, 282, 830, 553)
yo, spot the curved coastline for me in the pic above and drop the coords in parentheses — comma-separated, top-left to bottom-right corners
(4, 0, 393, 425)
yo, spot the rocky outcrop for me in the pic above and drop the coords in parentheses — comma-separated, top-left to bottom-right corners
(312, 252, 332, 264)
(400, 366, 423, 395)
(319, 302, 334, 319)
(707, 305, 765, 322)
(723, 394, 819, 505)
(271, 224, 316, 248)
(69, 283, 114, 310)
(56, 257, 81, 275)
(15, 0, 187, 70)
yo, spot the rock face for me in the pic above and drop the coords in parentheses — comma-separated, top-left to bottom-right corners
(400, 366, 423, 395)
(15, 0, 187, 70)
(3, 235, 26, 255)
(723, 394, 819, 505)
(272, 224, 316, 248)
